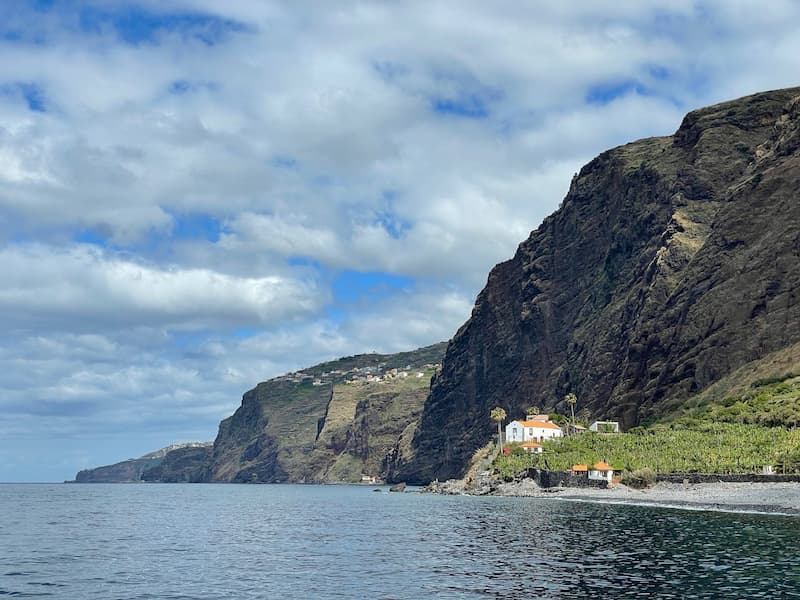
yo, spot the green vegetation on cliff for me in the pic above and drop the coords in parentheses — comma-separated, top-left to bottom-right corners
(675, 374, 800, 428)
(207, 343, 445, 483)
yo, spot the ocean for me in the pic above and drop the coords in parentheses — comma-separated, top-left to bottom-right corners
(1, 483, 799, 599)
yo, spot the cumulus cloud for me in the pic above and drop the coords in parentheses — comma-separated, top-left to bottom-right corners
(1, 0, 800, 480)
(0, 244, 323, 331)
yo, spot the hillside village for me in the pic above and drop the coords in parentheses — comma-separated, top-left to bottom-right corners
(279, 363, 441, 387)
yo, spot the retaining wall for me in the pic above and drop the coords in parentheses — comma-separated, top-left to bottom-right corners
(657, 473, 800, 484)
(523, 468, 608, 489)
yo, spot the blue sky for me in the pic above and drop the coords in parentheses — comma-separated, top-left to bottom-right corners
(1, 0, 799, 481)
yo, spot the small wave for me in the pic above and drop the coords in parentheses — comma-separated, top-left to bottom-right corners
(555, 496, 799, 517)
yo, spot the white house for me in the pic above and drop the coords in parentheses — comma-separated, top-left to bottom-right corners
(589, 421, 620, 433)
(588, 461, 615, 483)
(505, 419, 563, 443)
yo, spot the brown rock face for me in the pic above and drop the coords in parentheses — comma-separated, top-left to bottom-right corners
(205, 343, 446, 483)
(390, 87, 800, 484)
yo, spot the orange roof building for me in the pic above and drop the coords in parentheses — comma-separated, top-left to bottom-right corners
(505, 418, 564, 444)
(592, 461, 614, 472)
(571, 464, 588, 472)
(517, 420, 561, 430)
(519, 441, 543, 454)
(589, 460, 616, 484)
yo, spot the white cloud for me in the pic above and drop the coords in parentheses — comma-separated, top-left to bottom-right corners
(0, 244, 323, 331)
(1, 0, 800, 480)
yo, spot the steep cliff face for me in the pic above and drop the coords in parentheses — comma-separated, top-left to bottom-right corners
(390, 87, 800, 484)
(74, 442, 211, 483)
(141, 445, 212, 483)
(205, 343, 445, 483)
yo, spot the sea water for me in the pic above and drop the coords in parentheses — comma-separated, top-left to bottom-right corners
(1, 483, 799, 599)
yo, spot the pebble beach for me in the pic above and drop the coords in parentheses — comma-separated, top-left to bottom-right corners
(492, 480, 800, 515)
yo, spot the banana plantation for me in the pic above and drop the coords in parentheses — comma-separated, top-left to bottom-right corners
(494, 422, 800, 477)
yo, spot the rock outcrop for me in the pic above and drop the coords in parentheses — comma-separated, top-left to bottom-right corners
(74, 442, 211, 483)
(141, 445, 212, 483)
(204, 343, 446, 483)
(390, 86, 800, 484)
(74, 344, 445, 484)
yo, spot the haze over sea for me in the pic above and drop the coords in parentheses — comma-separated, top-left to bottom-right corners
(1, 484, 798, 599)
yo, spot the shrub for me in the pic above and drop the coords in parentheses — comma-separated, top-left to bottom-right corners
(622, 468, 656, 489)
(751, 373, 798, 388)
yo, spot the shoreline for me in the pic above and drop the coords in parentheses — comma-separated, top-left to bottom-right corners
(492, 480, 800, 516)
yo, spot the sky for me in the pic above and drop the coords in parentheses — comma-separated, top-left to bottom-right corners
(1, 1, 799, 481)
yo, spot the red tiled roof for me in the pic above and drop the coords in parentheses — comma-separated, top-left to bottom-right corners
(571, 464, 588, 472)
(592, 461, 614, 471)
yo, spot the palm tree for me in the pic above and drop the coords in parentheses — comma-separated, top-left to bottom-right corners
(490, 407, 507, 450)
(564, 393, 577, 435)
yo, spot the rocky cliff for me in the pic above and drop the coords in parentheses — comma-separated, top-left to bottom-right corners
(74, 442, 211, 483)
(74, 344, 445, 484)
(389, 86, 800, 484)
(140, 445, 212, 483)
(205, 342, 446, 483)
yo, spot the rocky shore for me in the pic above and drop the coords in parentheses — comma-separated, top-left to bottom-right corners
(425, 476, 800, 515)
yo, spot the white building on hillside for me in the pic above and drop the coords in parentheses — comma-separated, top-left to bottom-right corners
(505, 419, 563, 443)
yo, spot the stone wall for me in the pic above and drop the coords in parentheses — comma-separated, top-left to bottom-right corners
(524, 468, 608, 489)
(657, 473, 800, 484)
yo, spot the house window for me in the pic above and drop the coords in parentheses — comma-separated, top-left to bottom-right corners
(528, 428, 534, 435)
(512, 428, 518, 439)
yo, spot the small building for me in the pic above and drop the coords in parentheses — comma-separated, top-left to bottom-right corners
(589, 421, 620, 433)
(570, 464, 588, 474)
(520, 441, 543, 454)
(589, 461, 615, 483)
(525, 414, 551, 422)
(505, 419, 563, 443)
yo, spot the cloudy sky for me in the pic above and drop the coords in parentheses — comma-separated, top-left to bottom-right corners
(1, 1, 798, 481)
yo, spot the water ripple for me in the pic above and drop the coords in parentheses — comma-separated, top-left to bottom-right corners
(1, 484, 800, 598)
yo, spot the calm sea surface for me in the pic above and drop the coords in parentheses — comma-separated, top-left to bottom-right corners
(1, 484, 799, 599)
